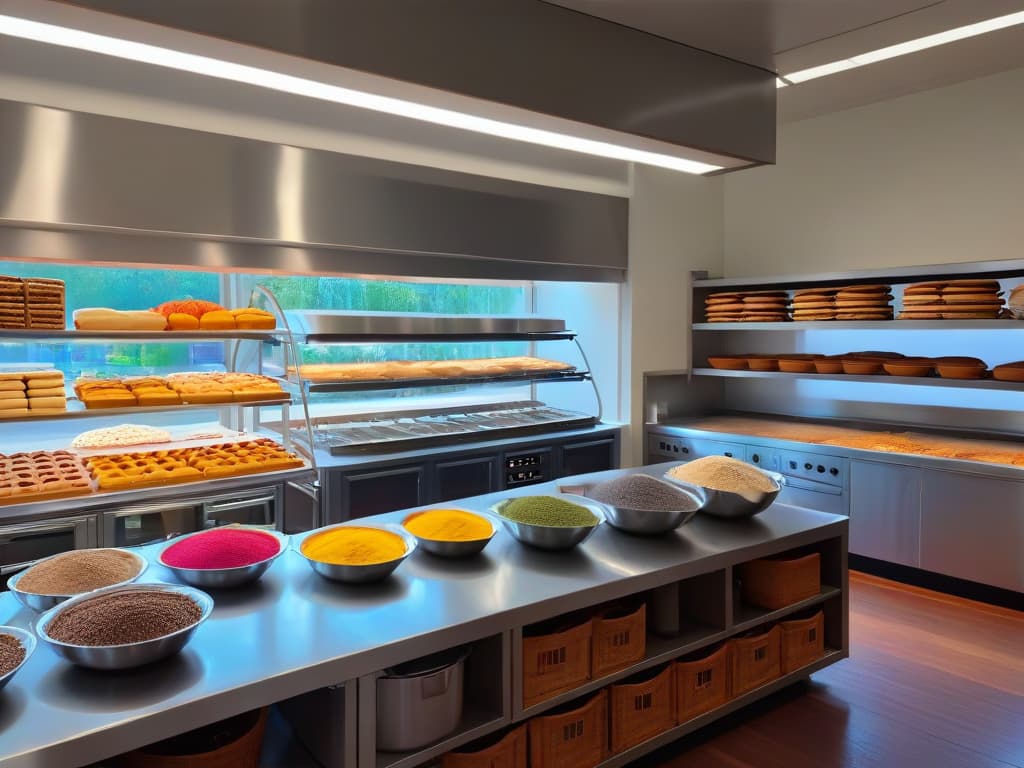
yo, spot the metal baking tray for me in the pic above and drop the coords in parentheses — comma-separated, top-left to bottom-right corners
(285, 310, 573, 342)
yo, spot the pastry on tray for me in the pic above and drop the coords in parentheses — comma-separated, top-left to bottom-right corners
(0, 450, 93, 504)
(288, 356, 574, 382)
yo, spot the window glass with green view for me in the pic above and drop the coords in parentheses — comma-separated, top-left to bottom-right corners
(0, 262, 222, 378)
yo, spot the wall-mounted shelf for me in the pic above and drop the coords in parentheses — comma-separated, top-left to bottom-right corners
(693, 320, 1024, 331)
(693, 368, 1024, 392)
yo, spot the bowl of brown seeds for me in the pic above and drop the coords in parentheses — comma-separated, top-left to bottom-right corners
(36, 582, 212, 670)
(0, 626, 35, 691)
(8, 548, 148, 612)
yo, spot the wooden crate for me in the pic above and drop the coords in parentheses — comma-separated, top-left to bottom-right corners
(738, 553, 821, 609)
(592, 603, 647, 678)
(116, 708, 267, 768)
(609, 663, 675, 753)
(441, 724, 527, 768)
(522, 618, 593, 708)
(675, 642, 730, 723)
(529, 690, 608, 768)
(780, 610, 825, 674)
(730, 625, 782, 696)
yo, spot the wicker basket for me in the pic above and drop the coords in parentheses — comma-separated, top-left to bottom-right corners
(441, 724, 527, 768)
(115, 708, 267, 768)
(592, 603, 647, 678)
(730, 625, 782, 696)
(738, 553, 821, 609)
(529, 690, 608, 768)
(675, 642, 730, 723)
(609, 663, 675, 754)
(780, 610, 825, 674)
(522, 618, 593, 708)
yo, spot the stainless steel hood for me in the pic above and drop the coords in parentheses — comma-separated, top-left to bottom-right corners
(0, 99, 627, 281)
(65, 0, 777, 167)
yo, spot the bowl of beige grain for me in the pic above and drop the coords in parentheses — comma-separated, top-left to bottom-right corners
(664, 456, 782, 519)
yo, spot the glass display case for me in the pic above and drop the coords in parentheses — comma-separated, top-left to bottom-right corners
(255, 308, 602, 453)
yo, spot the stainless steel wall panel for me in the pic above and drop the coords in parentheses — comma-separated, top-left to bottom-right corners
(0, 100, 627, 281)
(68, 0, 776, 164)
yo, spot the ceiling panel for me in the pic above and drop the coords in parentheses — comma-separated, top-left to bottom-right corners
(544, 0, 939, 69)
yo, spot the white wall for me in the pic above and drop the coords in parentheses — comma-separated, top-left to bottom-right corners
(724, 66, 1024, 278)
(621, 166, 724, 465)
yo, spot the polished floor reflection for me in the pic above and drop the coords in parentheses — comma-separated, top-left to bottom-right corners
(645, 572, 1024, 768)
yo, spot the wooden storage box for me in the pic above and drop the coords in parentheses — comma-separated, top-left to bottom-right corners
(609, 664, 675, 753)
(730, 625, 782, 696)
(592, 603, 647, 678)
(441, 724, 527, 768)
(738, 553, 821, 609)
(780, 610, 825, 674)
(675, 642, 730, 723)
(522, 618, 593, 708)
(529, 689, 608, 768)
(115, 708, 267, 768)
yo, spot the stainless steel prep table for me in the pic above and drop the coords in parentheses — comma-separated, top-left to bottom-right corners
(0, 462, 848, 768)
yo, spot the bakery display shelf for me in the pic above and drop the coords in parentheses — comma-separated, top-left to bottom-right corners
(0, 396, 293, 423)
(693, 368, 1024, 391)
(0, 329, 283, 343)
(691, 257, 1024, 290)
(298, 368, 591, 393)
(693, 320, 1024, 331)
(284, 309, 574, 343)
(0, 462, 316, 518)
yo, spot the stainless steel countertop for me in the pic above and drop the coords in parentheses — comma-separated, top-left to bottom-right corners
(650, 420, 1024, 482)
(0, 462, 846, 768)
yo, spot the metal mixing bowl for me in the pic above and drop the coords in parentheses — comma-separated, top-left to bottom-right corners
(663, 469, 784, 519)
(580, 481, 706, 535)
(296, 523, 417, 583)
(0, 626, 37, 691)
(7, 549, 149, 613)
(158, 529, 289, 588)
(401, 510, 496, 558)
(36, 582, 213, 671)
(490, 494, 606, 551)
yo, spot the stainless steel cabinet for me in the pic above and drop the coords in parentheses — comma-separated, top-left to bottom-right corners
(0, 515, 98, 579)
(919, 470, 1024, 592)
(849, 461, 921, 567)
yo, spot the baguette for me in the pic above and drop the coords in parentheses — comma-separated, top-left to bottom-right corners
(73, 308, 168, 331)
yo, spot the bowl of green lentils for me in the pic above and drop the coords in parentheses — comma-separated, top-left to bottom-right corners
(490, 494, 606, 551)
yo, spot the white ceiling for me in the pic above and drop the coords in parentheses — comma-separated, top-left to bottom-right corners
(547, 0, 1024, 120)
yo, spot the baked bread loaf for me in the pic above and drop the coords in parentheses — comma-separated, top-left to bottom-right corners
(73, 308, 168, 331)
(288, 356, 573, 382)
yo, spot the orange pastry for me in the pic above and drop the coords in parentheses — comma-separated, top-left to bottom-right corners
(167, 312, 200, 331)
(198, 310, 237, 330)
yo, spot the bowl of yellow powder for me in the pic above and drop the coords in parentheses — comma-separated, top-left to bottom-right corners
(402, 509, 496, 558)
(298, 524, 417, 583)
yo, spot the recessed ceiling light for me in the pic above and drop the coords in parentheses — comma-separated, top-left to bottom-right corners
(0, 13, 725, 175)
(780, 9, 1024, 85)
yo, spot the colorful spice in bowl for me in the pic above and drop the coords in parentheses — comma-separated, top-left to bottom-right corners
(0, 633, 26, 676)
(162, 528, 280, 570)
(45, 590, 202, 646)
(498, 496, 599, 527)
(588, 474, 700, 512)
(16, 550, 142, 595)
(403, 509, 492, 541)
(301, 526, 407, 566)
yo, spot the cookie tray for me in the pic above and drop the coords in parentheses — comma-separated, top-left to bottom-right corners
(0, 395, 292, 423)
(0, 462, 316, 518)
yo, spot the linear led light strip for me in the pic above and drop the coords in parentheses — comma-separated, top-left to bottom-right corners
(777, 9, 1024, 86)
(0, 14, 722, 175)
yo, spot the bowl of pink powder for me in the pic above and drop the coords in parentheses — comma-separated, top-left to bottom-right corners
(158, 527, 288, 589)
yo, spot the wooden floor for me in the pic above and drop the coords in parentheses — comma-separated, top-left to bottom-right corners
(643, 572, 1024, 768)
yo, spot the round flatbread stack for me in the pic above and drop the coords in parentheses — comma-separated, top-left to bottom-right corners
(792, 287, 836, 321)
(898, 279, 1004, 320)
(704, 290, 790, 323)
(831, 284, 893, 321)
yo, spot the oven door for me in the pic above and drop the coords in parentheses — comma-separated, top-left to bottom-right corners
(0, 515, 99, 583)
(778, 475, 848, 516)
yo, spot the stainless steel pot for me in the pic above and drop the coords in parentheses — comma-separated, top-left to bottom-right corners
(376, 646, 470, 752)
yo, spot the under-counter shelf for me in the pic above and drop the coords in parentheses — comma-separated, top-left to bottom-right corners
(692, 368, 1024, 392)
(692, 320, 1024, 331)
(0, 396, 293, 423)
